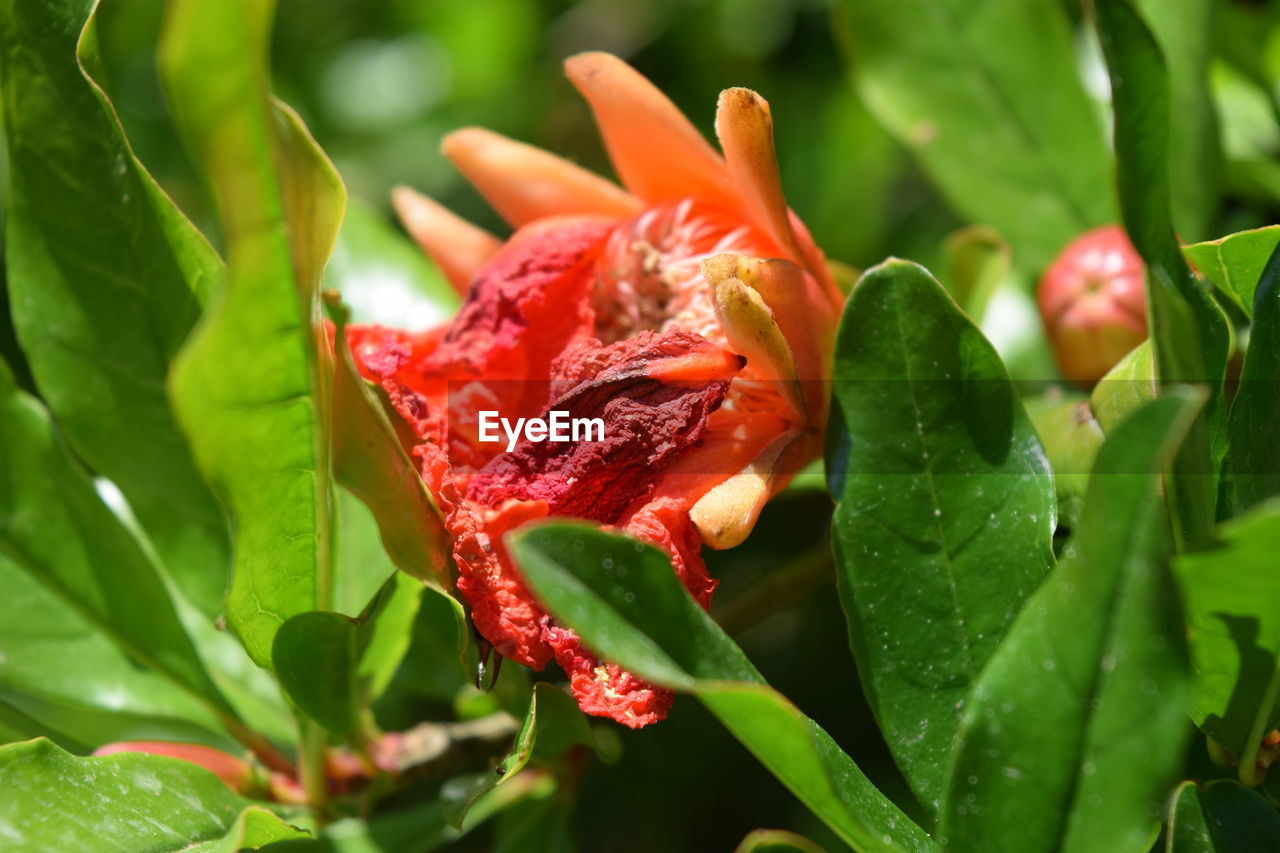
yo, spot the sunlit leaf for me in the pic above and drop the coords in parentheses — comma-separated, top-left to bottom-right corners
(159, 0, 345, 666)
(0, 739, 308, 852)
(0, 0, 230, 616)
(1175, 500, 1280, 783)
(837, 0, 1113, 271)
(1182, 226, 1280, 317)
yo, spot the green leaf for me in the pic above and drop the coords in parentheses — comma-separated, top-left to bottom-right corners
(1090, 340, 1158, 434)
(325, 198, 459, 329)
(1094, 0, 1232, 550)
(332, 487, 398, 619)
(327, 298, 451, 590)
(327, 297, 465, 663)
(1025, 392, 1104, 532)
(941, 225, 1010, 323)
(273, 612, 363, 741)
(0, 0, 230, 616)
(1168, 780, 1280, 852)
(0, 552, 226, 747)
(355, 572, 425, 703)
(1174, 500, 1280, 783)
(826, 259, 1055, 815)
(0, 360, 235, 722)
(159, 0, 346, 666)
(444, 682, 600, 829)
(0, 739, 307, 852)
(510, 523, 936, 853)
(1133, 0, 1221, 241)
(940, 389, 1204, 852)
(837, 0, 1113, 271)
(1220, 241, 1280, 516)
(274, 571, 427, 740)
(491, 787, 575, 853)
(1182, 226, 1280, 317)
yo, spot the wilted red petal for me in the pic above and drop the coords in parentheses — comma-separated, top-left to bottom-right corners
(541, 618, 674, 729)
(465, 330, 743, 521)
(451, 496, 553, 668)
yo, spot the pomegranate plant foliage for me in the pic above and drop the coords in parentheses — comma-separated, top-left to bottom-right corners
(1, 0, 1280, 850)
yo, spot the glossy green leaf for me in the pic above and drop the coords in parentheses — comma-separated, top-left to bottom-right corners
(332, 487, 398, 619)
(274, 570, 426, 739)
(1133, 0, 1220, 241)
(511, 523, 936, 853)
(444, 682, 599, 829)
(491, 788, 574, 853)
(735, 829, 828, 853)
(273, 612, 363, 741)
(0, 552, 226, 747)
(0, 739, 308, 852)
(327, 297, 465, 662)
(1183, 226, 1280, 317)
(826, 259, 1055, 815)
(1168, 780, 1280, 853)
(0, 0, 230, 616)
(940, 389, 1204, 852)
(837, 0, 1113, 271)
(1174, 500, 1280, 783)
(1090, 340, 1158, 434)
(0, 360, 235, 724)
(1094, 0, 1232, 550)
(355, 572, 425, 702)
(325, 198, 458, 329)
(1220, 241, 1280, 516)
(159, 0, 345, 665)
(328, 298, 451, 589)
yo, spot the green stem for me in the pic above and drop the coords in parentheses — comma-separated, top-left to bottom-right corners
(298, 716, 330, 821)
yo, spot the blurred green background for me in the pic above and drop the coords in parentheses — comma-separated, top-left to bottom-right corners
(4, 0, 1280, 849)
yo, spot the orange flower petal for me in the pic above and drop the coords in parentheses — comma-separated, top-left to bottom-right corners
(441, 127, 641, 227)
(564, 52, 731, 205)
(392, 186, 501, 295)
(714, 88, 802, 262)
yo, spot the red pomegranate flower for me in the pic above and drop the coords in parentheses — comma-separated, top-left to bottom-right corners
(347, 53, 841, 727)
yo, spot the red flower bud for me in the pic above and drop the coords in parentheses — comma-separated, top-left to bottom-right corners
(1038, 225, 1147, 385)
